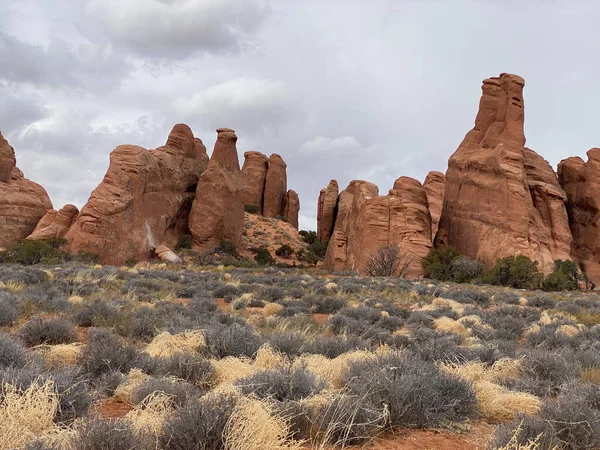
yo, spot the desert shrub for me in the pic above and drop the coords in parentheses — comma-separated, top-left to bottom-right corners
(160, 391, 238, 450)
(267, 331, 307, 357)
(422, 246, 461, 281)
(341, 353, 477, 428)
(19, 316, 76, 346)
(275, 244, 295, 258)
(244, 204, 260, 214)
(306, 295, 347, 314)
(217, 240, 237, 257)
(236, 364, 326, 402)
(484, 255, 542, 289)
(516, 349, 581, 397)
(24, 440, 62, 450)
(212, 284, 241, 301)
(93, 371, 124, 398)
(444, 288, 490, 306)
(72, 251, 102, 264)
(204, 323, 263, 358)
(0, 291, 19, 326)
(299, 230, 318, 245)
(81, 328, 139, 377)
(365, 245, 409, 277)
(188, 295, 218, 315)
(259, 286, 286, 302)
(303, 335, 370, 358)
(276, 214, 288, 222)
(541, 259, 585, 292)
(1, 240, 66, 265)
(252, 246, 276, 266)
(451, 256, 485, 283)
(0, 333, 26, 368)
(175, 234, 194, 250)
(153, 354, 215, 389)
(493, 291, 521, 305)
(307, 239, 327, 259)
(131, 377, 198, 407)
(124, 257, 138, 268)
(527, 294, 556, 309)
(71, 418, 139, 450)
(19, 284, 70, 313)
(73, 299, 119, 327)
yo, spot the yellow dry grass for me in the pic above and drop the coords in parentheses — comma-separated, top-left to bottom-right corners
(538, 311, 552, 325)
(440, 358, 522, 383)
(113, 368, 149, 404)
(224, 397, 302, 450)
(474, 380, 540, 423)
(433, 316, 469, 337)
(126, 391, 173, 441)
(5, 280, 25, 292)
(254, 344, 288, 369)
(0, 380, 60, 449)
(212, 356, 256, 385)
(556, 324, 580, 337)
(432, 297, 465, 316)
(496, 420, 545, 450)
(262, 302, 284, 317)
(581, 368, 600, 385)
(35, 343, 85, 367)
(143, 330, 205, 358)
(68, 295, 84, 304)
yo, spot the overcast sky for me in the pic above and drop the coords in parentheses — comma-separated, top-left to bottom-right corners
(2, 1, 600, 230)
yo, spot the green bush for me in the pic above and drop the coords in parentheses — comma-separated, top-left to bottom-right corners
(484, 255, 541, 289)
(275, 244, 294, 258)
(276, 215, 288, 222)
(244, 204, 260, 214)
(299, 230, 318, 245)
(124, 257, 138, 268)
(217, 240, 237, 257)
(541, 260, 584, 291)
(251, 246, 276, 266)
(423, 247, 461, 281)
(176, 234, 194, 250)
(1, 240, 66, 265)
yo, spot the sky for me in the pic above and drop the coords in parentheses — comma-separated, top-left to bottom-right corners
(2, 0, 600, 231)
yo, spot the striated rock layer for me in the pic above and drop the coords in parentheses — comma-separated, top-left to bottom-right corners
(66, 124, 208, 265)
(189, 128, 244, 251)
(423, 171, 445, 240)
(28, 204, 79, 241)
(241, 151, 269, 213)
(0, 132, 53, 248)
(324, 177, 432, 277)
(558, 150, 600, 284)
(317, 180, 339, 243)
(436, 73, 571, 272)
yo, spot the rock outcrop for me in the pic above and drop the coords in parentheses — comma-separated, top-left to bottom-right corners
(241, 151, 269, 213)
(155, 244, 182, 264)
(324, 177, 432, 277)
(28, 204, 79, 241)
(189, 128, 244, 251)
(423, 171, 445, 240)
(263, 154, 287, 218)
(284, 189, 300, 229)
(0, 132, 53, 248)
(317, 180, 339, 243)
(66, 124, 208, 265)
(558, 150, 600, 284)
(436, 73, 571, 272)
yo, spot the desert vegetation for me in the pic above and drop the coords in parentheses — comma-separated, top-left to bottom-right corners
(0, 255, 599, 449)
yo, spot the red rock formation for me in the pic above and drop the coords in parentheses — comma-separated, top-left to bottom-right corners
(189, 128, 244, 251)
(423, 171, 445, 240)
(66, 124, 208, 264)
(263, 154, 287, 218)
(284, 189, 300, 229)
(155, 244, 181, 264)
(436, 73, 571, 272)
(28, 204, 79, 241)
(558, 150, 600, 284)
(324, 177, 432, 277)
(241, 151, 269, 213)
(0, 132, 53, 248)
(317, 180, 339, 243)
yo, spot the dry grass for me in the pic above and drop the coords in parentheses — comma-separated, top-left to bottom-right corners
(34, 343, 85, 367)
(556, 324, 580, 337)
(143, 330, 205, 358)
(433, 316, 469, 337)
(254, 344, 288, 369)
(212, 356, 256, 385)
(224, 396, 302, 450)
(581, 368, 600, 385)
(474, 381, 540, 423)
(496, 420, 544, 450)
(5, 280, 25, 292)
(262, 302, 284, 317)
(0, 380, 62, 449)
(440, 358, 522, 384)
(432, 297, 465, 316)
(574, 311, 600, 326)
(113, 368, 149, 404)
(126, 391, 173, 442)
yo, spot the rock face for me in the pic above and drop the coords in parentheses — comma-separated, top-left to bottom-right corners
(28, 204, 79, 241)
(317, 180, 339, 243)
(436, 73, 571, 272)
(423, 171, 445, 240)
(189, 128, 244, 251)
(558, 150, 600, 284)
(263, 154, 287, 218)
(241, 151, 269, 213)
(284, 189, 300, 229)
(0, 132, 53, 248)
(66, 124, 208, 264)
(324, 177, 432, 277)
(155, 244, 182, 264)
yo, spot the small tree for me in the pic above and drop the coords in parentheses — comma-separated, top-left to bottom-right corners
(275, 244, 294, 258)
(423, 247, 461, 281)
(542, 260, 585, 291)
(451, 256, 485, 283)
(299, 230, 318, 245)
(485, 255, 541, 289)
(365, 245, 410, 277)
(176, 234, 193, 250)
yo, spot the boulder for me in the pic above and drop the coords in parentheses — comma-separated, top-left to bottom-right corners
(436, 73, 571, 272)
(323, 178, 432, 277)
(189, 128, 244, 251)
(155, 244, 181, 264)
(317, 180, 339, 243)
(263, 154, 287, 218)
(66, 124, 208, 265)
(28, 204, 79, 241)
(0, 132, 53, 248)
(558, 150, 600, 284)
(283, 189, 300, 229)
(423, 171, 445, 239)
(241, 151, 269, 213)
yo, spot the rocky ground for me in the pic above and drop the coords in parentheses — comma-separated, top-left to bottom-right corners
(0, 262, 599, 449)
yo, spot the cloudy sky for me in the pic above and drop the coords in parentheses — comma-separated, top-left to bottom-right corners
(2, 1, 600, 230)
